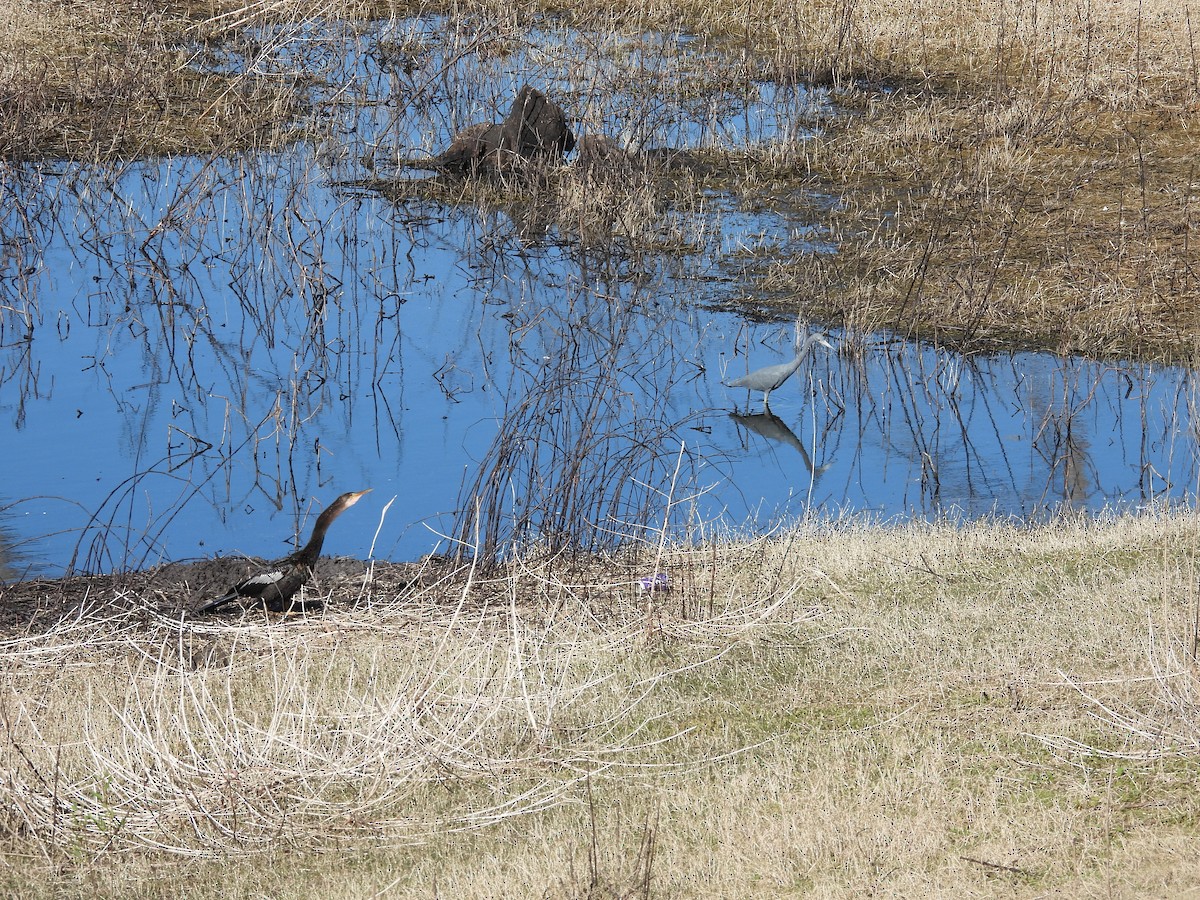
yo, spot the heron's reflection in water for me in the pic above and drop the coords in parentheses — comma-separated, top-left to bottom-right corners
(730, 410, 831, 482)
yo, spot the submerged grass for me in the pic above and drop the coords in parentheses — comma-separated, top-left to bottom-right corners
(4, 512, 1200, 896)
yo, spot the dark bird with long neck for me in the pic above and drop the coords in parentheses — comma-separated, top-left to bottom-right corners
(196, 489, 371, 614)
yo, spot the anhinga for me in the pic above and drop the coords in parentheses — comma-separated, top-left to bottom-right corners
(196, 489, 371, 615)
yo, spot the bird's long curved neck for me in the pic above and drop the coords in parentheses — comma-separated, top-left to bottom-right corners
(790, 332, 824, 368)
(289, 504, 342, 566)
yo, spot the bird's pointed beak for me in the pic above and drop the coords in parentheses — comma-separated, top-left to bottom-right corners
(344, 488, 372, 506)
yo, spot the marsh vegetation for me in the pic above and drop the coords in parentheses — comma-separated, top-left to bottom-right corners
(2, 0, 1200, 895)
(2, 0, 1197, 578)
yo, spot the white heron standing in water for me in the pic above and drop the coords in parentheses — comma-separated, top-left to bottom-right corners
(723, 321, 833, 409)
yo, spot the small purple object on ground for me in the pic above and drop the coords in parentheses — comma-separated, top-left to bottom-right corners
(638, 573, 670, 592)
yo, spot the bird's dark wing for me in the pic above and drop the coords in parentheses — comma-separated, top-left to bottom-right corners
(195, 567, 290, 614)
(195, 589, 243, 615)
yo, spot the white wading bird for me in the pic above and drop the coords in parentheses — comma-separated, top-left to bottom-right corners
(724, 322, 832, 409)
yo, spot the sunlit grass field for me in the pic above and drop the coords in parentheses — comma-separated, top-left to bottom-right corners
(4, 513, 1200, 896)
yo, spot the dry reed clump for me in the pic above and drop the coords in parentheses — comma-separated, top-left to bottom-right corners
(0, 552, 822, 859)
(553, 159, 667, 248)
(375, 153, 683, 252)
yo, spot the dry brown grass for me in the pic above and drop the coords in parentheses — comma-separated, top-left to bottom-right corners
(712, 0, 1200, 362)
(0, 0, 300, 159)
(4, 512, 1200, 897)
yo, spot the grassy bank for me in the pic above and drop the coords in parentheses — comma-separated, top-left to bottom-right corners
(3, 512, 1200, 897)
(757, 0, 1200, 363)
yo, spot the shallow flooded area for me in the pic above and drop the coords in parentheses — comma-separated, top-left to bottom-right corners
(1, 13, 1197, 579)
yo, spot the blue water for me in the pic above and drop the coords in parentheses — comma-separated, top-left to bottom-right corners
(0, 17, 1196, 578)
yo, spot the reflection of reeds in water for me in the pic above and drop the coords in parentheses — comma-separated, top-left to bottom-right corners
(800, 338, 1195, 518)
(1031, 370, 1093, 508)
(0, 148, 384, 572)
(452, 274, 709, 566)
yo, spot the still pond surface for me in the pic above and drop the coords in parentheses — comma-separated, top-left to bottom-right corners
(1, 16, 1197, 578)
